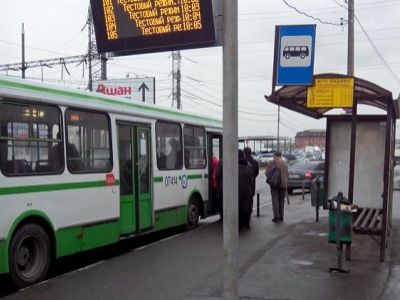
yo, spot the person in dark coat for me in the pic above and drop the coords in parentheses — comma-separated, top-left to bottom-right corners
(244, 147, 259, 197)
(238, 149, 254, 231)
(216, 158, 223, 219)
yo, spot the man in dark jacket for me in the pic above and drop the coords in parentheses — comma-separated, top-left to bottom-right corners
(244, 147, 259, 197)
(238, 149, 254, 231)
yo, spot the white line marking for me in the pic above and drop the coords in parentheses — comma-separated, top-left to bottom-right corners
(252, 201, 272, 211)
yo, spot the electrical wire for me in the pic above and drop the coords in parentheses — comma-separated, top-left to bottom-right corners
(281, 0, 346, 26)
(182, 84, 277, 118)
(353, 14, 400, 84)
(0, 39, 78, 57)
(240, 0, 400, 20)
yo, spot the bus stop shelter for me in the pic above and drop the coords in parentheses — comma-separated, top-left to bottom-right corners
(265, 73, 400, 261)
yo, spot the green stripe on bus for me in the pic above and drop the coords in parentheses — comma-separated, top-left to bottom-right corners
(0, 79, 222, 126)
(188, 174, 203, 180)
(0, 180, 120, 196)
(154, 176, 163, 183)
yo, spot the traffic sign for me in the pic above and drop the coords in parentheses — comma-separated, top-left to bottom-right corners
(274, 24, 316, 86)
(307, 78, 354, 108)
(95, 77, 155, 104)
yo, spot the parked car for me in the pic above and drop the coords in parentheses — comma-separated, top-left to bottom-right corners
(282, 153, 297, 163)
(294, 153, 307, 161)
(258, 152, 274, 166)
(287, 160, 325, 194)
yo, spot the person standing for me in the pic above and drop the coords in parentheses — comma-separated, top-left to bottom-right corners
(211, 154, 219, 212)
(216, 158, 223, 219)
(266, 150, 288, 222)
(243, 147, 259, 197)
(238, 149, 254, 230)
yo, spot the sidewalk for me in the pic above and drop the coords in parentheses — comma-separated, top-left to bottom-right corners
(186, 194, 399, 300)
(4, 193, 399, 300)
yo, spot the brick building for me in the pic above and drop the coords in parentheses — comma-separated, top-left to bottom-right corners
(295, 129, 326, 150)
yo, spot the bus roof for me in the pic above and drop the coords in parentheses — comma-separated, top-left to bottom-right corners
(0, 76, 222, 129)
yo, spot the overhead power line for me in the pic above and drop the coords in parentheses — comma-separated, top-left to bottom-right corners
(281, 0, 347, 26)
(0, 54, 101, 72)
(0, 39, 73, 57)
(354, 15, 400, 84)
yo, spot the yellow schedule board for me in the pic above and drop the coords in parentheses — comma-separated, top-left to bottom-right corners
(307, 78, 354, 108)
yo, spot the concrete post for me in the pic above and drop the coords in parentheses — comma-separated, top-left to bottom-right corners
(222, 0, 239, 299)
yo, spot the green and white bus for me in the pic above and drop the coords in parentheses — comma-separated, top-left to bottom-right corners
(0, 76, 222, 288)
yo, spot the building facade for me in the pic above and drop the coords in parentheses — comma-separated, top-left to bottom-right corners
(295, 129, 326, 150)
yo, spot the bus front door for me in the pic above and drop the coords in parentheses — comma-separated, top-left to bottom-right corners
(118, 124, 153, 235)
(207, 133, 222, 215)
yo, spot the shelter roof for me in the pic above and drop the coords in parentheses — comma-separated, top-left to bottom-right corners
(265, 73, 399, 119)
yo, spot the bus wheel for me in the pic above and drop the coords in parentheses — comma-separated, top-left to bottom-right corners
(9, 223, 51, 288)
(187, 198, 200, 229)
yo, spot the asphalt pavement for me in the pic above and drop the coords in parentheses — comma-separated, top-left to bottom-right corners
(2, 177, 400, 300)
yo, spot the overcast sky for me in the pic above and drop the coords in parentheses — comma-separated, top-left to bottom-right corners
(0, 0, 399, 138)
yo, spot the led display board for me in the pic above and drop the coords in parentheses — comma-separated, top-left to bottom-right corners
(90, 0, 216, 55)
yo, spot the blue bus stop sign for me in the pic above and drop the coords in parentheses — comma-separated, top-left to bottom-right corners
(275, 24, 316, 86)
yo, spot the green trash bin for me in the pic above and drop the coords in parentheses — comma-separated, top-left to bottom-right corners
(328, 210, 352, 244)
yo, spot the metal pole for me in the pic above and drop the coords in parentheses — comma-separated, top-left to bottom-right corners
(223, 0, 239, 299)
(346, 0, 355, 261)
(21, 23, 26, 79)
(88, 35, 93, 91)
(277, 105, 280, 151)
(87, 9, 93, 91)
(100, 53, 107, 80)
(316, 180, 320, 222)
(257, 193, 260, 217)
(336, 195, 343, 270)
(347, 0, 354, 77)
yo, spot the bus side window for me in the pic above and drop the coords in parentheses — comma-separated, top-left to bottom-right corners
(183, 125, 206, 169)
(156, 121, 182, 170)
(49, 133, 63, 171)
(0, 103, 62, 176)
(65, 109, 112, 173)
(66, 142, 83, 172)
